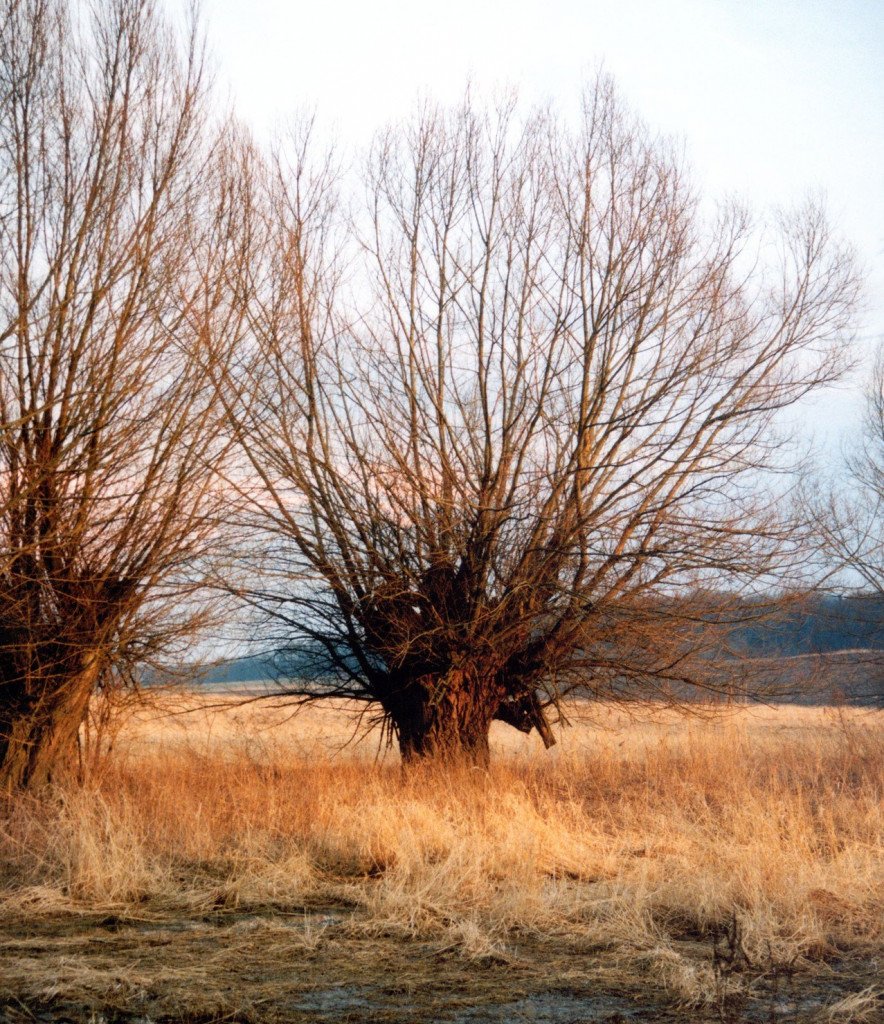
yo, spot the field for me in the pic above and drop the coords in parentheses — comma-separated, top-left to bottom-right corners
(0, 695, 881, 1023)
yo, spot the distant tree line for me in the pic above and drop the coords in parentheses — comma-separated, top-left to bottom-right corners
(728, 594, 883, 657)
(200, 593, 883, 685)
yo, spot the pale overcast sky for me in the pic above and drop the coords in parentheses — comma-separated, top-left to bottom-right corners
(201, 0, 884, 446)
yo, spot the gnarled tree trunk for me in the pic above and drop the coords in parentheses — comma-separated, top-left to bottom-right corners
(389, 669, 498, 767)
(0, 653, 100, 793)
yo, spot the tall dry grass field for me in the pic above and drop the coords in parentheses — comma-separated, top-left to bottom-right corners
(0, 696, 881, 1020)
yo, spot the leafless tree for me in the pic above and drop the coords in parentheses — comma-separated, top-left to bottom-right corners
(0, 0, 251, 790)
(806, 345, 884, 698)
(814, 347, 884, 596)
(230, 84, 861, 765)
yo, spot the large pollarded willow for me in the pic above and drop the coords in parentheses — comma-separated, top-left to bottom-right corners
(233, 84, 860, 764)
(0, 0, 249, 790)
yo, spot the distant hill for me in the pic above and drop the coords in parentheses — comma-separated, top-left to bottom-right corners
(193, 654, 279, 685)
(186, 593, 883, 704)
(740, 649, 882, 706)
(728, 594, 883, 657)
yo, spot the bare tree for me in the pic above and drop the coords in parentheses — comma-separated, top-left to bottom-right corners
(807, 346, 884, 698)
(0, 0, 250, 790)
(230, 85, 861, 765)
(814, 347, 884, 595)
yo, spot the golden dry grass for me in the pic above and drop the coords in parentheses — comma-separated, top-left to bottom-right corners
(0, 696, 881, 1019)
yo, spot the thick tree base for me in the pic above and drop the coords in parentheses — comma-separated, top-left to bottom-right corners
(398, 729, 492, 769)
(391, 671, 495, 769)
(0, 662, 99, 793)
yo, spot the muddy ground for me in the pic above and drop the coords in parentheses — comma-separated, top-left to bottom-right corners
(0, 907, 879, 1024)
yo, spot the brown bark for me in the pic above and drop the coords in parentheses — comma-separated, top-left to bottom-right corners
(391, 669, 496, 767)
(0, 654, 100, 793)
(494, 692, 557, 749)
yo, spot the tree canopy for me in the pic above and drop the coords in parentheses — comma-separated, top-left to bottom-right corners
(228, 86, 861, 763)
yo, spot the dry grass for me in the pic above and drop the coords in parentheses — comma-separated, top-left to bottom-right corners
(0, 696, 882, 1019)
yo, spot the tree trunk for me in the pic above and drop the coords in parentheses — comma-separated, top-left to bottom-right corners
(391, 669, 497, 767)
(0, 653, 100, 793)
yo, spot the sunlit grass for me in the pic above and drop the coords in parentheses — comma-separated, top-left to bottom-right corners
(1, 697, 881, 1006)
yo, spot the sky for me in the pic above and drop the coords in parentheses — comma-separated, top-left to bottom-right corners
(200, 0, 884, 451)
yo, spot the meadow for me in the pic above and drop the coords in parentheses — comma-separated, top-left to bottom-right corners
(0, 695, 881, 1023)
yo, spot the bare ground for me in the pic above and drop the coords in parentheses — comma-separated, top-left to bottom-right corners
(0, 906, 879, 1023)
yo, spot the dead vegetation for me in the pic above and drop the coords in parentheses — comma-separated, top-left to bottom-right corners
(0, 697, 881, 1021)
